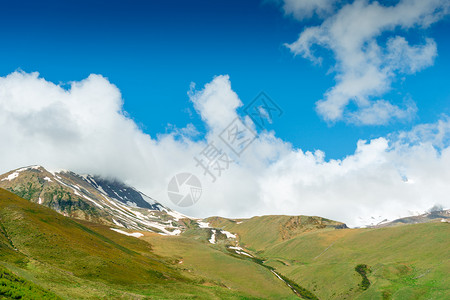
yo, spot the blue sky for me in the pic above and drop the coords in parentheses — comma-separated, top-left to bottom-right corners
(1, 0, 448, 159)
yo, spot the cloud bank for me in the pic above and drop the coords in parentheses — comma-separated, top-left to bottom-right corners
(283, 0, 449, 125)
(1, 71, 449, 227)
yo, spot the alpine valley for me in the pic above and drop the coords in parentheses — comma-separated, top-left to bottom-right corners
(0, 166, 448, 299)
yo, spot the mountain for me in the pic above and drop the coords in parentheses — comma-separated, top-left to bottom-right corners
(372, 209, 450, 228)
(0, 187, 294, 299)
(207, 214, 450, 299)
(1, 166, 449, 299)
(0, 166, 187, 235)
(81, 175, 160, 210)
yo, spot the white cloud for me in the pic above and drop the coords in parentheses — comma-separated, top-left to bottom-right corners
(386, 37, 437, 74)
(348, 99, 417, 125)
(188, 75, 242, 133)
(285, 0, 448, 125)
(0, 71, 449, 227)
(281, 0, 338, 20)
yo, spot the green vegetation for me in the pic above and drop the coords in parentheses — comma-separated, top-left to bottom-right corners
(208, 215, 345, 252)
(223, 244, 318, 299)
(0, 265, 60, 299)
(212, 214, 450, 299)
(141, 234, 296, 299)
(355, 264, 371, 290)
(275, 271, 319, 300)
(0, 188, 293, 299)
(7, 181, 41, 202)
(1, 180, 449, 299)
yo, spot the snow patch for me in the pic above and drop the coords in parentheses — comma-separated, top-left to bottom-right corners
(140, 192, 158, 205)
(228, 246, 252, 257)
(126, 201, 138, 208)
(16, 166, 41, 173)
(271, 270, 283, 281)
(167, 210, 188, 221)
(82, 194, 103, 208)
(1, 172, 19, 181)
(110, 228, 143, 238)
(169, 229, 182, 235)
(198, 221, 210, 228)
(112, 219, 124, 227)
(209, 230, 216, 244)
(96, 185, 107, 195)
(221, 230, 236, 239)
(236, 250, 253, 257)
(228, 246, 243, 251)
(44, 177, 52, 182)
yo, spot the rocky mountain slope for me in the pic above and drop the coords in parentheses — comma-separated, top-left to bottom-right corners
(0, 166, 187, 235)
(0, 166, 247, 245)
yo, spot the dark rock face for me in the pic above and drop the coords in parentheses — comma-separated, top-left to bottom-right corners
(333, 224, 348, 229)
(83, 176, 161, 210)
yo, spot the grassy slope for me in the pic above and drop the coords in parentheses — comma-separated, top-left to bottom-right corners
(213, 215, 450, 299)
(0, 188, 295, 299)
(208, 215, 345, 253)
(141, 233, 296, 299)
(276, 223, 450, 300)
(0, 264, 60, 299)
(3, 184, 447, 299)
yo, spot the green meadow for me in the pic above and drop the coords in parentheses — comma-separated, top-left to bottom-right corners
(209, 215, 450, 299)
(1, 188, 448, 299)
(0, 188, 291, 299)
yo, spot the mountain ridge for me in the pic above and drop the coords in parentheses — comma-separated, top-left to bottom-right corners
(2, 165, 447, 232)
(0, 165, 184, 235)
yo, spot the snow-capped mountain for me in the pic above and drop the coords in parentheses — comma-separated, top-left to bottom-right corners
(0, 166, 187, 235)
(370, 209, 450, 228)
(80, 174, 162, 210)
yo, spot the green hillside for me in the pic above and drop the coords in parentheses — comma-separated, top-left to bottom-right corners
(207, 215, 346, 252)
(1, 185, 448, 299)
(0, 188, 293, 299)
(211, 215, 450, 299)
(0, 264, 60, 299)
(141, 234, 296, 299)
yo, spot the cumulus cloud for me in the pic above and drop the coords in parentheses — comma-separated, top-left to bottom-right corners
(0, 71, 449, 227)
(188, 76, 242, 133)
(284, 0, 448, 125)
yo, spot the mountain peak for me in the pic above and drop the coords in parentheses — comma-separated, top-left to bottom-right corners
(78, 174, 161, 210)
(0, 166, 186, 235)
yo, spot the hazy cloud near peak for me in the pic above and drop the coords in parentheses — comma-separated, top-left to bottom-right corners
(0, 71, 449, 227)
(284, 0, 448, 125)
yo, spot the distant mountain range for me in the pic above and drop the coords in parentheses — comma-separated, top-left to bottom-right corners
(0, 165, 349, 235)
(372, 209, 450, 228)
(1, 165, 447, 232)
